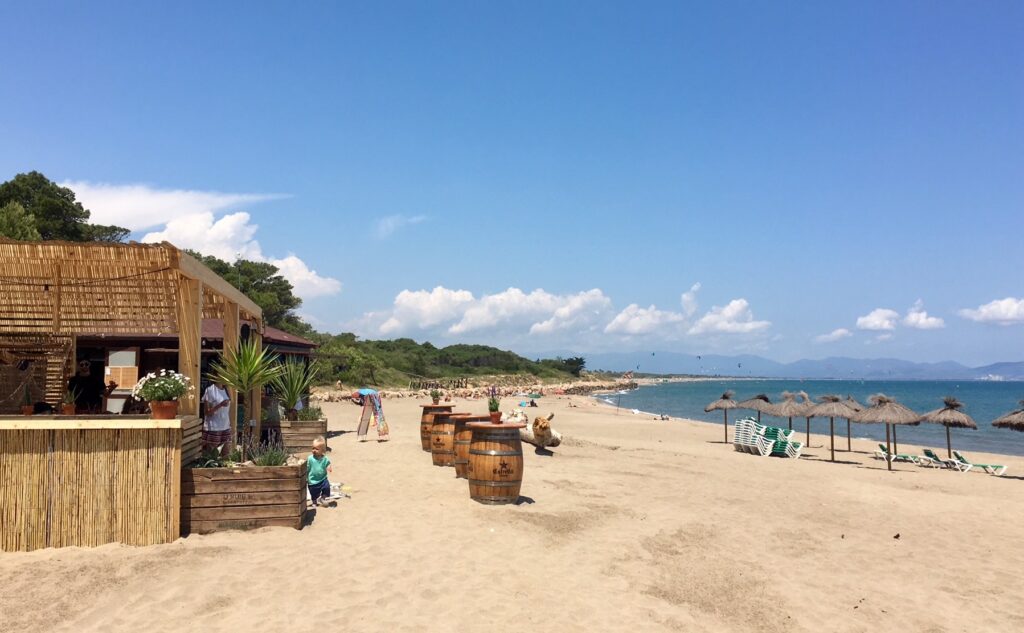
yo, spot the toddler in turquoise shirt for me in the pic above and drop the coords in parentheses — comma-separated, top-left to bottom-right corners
(307, 436, 332, 506)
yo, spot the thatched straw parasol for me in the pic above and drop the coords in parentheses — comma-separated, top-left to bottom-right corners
(920, 396, 977, 458)
(808, 394, 853, 462)
(851, 394, 921, 471)
(798, 391, 815, 445)
(736, 393, 773, 424)
(843, 396, 863, 452)
(768, 391, 805, 431)
(992, 400, 1024, 432)
(705, 390, 738, 443)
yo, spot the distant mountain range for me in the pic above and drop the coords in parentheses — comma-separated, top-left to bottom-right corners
(582, 352, 1024, 381)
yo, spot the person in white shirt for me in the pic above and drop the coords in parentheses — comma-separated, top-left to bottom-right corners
(202, 380, 232, 456)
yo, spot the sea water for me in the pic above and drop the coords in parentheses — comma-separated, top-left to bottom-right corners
(596, 379, 1024, 457)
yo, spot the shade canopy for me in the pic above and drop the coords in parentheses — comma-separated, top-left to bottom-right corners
(992, 400, 1024, 432)
(704, 391, 738, 412)
(844, 396, 863, 412)
(920, 397, 977, 430)
(808, 394, 853, 419)
(768, 391, 807, 417)
(736, 393, 773, 413)
(851, 394, 921, 425)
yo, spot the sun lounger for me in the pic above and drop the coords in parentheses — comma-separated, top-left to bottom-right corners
(952, 451, 1007, 476)
(874, 444, 919, 464)
(771, 439, 803, 459)
(918, 448, 966, 471)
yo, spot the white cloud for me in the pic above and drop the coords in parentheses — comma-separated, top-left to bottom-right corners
(604, 304, 686, 336)
(380, 287, 477, 334)
(876, 333, 894, 341)
(375, 214, 427, 239)
(958, 297, 1024, 325)
(681, 282, 701, 318)
(688, 299, 770, 335)
(856, 308, 900, 331)
(62, 181, 286, 232)
(903, 300, 944, 330)
(529, 289, 612, 334)
(814, 328, 852, 343)
(269, 254, 342, 298)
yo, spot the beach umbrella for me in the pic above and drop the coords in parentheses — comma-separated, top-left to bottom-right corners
(843, 396, 863, 452)
(992, 400, 1024, 432)
(851, 394, 921, 471)
(705, 390, 738, 443)
(920, 396, 977, 458)
(769, 391, 805, 431)
(736, 393, 773, 424)
(807, 395, 855, 462)
(798, 391, 815, 445)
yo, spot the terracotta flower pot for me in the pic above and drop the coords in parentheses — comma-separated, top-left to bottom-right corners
(150, 400, 179, 420)
(432, 399, 440, 405)
(489, 411, 502, 424)
(61, 404, 77, 416)
(21, 405, 34, 416)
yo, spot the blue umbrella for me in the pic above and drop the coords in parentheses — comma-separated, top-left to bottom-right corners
(357, 388, 377, 396)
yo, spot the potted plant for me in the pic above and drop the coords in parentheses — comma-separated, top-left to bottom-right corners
(271, 359, 318, 421)
(20, 385, 33, 416)
(61, 387, 79, 415)
(132, 369, 193, 419)
(208, 339, 282, 458)
(488, 396, 502, 424)
(430, 389, 442, 405)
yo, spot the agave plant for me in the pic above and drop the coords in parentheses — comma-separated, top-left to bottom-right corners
(208, 339, 282, 454)
(271, 359, 318, 420)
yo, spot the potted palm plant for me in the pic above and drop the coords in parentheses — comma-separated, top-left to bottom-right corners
(207, 339, 282, 457)
(271, 359, 318, 421)
(61, 387, 79, 415)
(430, 389, 442, 405)
(132, 369, 193, 419)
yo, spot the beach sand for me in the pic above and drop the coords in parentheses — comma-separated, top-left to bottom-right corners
(2, 396, 1023, 632)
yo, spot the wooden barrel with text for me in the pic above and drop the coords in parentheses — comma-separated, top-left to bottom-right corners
(467, 422, 526, 504)
(420, 404, 454, 452)
(431, 412, 457, 467)
(453, 415, 488, 479)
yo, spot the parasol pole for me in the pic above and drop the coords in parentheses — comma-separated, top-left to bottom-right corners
(892, 424, 899, 454)
(788, 416, 792, 431)
(946, 425, 952, 458)
(847, 419, 851, 451)
(885, 424, 892, 472)
(806, 416, 810, 445)
(829, 416, 835, 462)
(723, 409, 728, 443)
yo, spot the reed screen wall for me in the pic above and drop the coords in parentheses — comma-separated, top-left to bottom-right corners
(0, 417, 187, 552)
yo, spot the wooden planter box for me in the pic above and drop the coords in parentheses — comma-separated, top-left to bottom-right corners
(265, 418, 328, 456)
(181, 463, 307, 535)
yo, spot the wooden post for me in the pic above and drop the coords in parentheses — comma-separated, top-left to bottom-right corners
(806, 417, 810, 445)
(787, 416, 792, 431)
(223, 301, 239, 443)
(829, 417, 834, 462)
(892, 424, 899, 454)
(723, 410, 728, 443)
(176, 277, 202, 416)
(250, 326, 263, 441)
(946, 425, 952, 458)
(847, 419, 851, 451)
(885, 424, 892, 472)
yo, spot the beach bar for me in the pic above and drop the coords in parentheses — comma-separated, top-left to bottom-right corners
(0, 239, 262, 551)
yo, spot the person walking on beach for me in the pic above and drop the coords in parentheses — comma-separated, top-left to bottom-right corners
(201, 379, 231, 456)
(307, 437, 332, 506)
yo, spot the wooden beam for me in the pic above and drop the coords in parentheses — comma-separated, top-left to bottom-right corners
(223, 300, 239, 446)
(176, 276, 202, 416)
(172, 247, 262, 320)
(0, 418, 189, 430)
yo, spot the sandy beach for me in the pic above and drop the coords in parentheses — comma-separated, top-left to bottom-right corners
(2, 395, 1023, 632)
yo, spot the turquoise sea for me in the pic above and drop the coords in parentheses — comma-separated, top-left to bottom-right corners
(595, 379, 1024, 457)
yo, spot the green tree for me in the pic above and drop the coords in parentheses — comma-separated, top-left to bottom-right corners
(186, 250, 304, 331)
(0, 201, 41, 240)
(0, 171, 129, 242)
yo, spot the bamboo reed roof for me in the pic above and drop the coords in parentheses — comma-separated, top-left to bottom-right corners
(851, 394, 921, 426)
(992, 401, 1024, 432)
(736, 393, 773, 413)
(705, 390, 738, 412)
(808, 394, 855, 419)
(767, 391, 807, 418)
(920, 397, 978, 430)
(0, 239, 261, 336)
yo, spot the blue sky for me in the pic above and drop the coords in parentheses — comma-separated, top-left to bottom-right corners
(2, 1, 1022, 365)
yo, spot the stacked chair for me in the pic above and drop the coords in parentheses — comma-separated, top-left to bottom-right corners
(733, 417, 804, 459)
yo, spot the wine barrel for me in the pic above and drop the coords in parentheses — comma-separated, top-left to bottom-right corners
(431, 412, 458, 467)
(420, 404, 454, 452)
(454, 415, 488, 479)
(467, 422, 526, 504)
